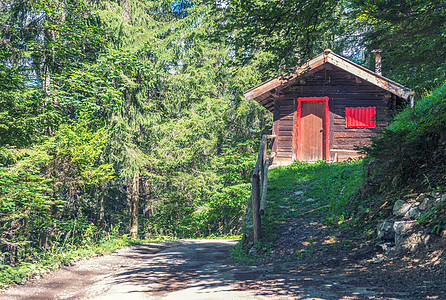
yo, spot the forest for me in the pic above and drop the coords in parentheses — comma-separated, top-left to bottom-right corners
(0, 0, 445, 275)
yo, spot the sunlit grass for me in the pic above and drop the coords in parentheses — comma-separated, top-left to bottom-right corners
(232, 160, 365, 262)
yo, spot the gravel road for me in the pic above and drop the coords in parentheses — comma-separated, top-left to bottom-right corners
(2, 240, 264, 300)
(1, 239, 444, 299)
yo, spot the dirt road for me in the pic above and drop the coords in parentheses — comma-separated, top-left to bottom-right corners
(1, 239, 444, 299)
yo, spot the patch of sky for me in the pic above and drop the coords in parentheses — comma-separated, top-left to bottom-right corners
(171, 1, 193, 18)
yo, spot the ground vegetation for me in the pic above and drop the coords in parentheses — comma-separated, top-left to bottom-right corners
(0, 0, 269, 284)
(0, 0, 444, 289)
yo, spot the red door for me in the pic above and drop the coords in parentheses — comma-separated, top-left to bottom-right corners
(296, 97, 329, 161)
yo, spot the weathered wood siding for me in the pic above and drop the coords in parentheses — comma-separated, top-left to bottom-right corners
(272, 64, 395, 162)
(273, 97, 295, 162)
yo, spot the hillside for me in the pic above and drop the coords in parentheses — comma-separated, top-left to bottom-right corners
(236, 82, 446, 280)
(1, 0, 444, 291)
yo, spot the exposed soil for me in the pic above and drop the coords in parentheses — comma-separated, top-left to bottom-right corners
(260, 193, 446, 300)
(2, 200, 446, 299)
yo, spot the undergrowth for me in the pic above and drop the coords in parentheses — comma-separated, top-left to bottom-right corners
(365, 81, 446, 192)
(358, 81, 446, 230)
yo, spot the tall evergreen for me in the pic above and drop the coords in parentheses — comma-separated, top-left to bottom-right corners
(0, 0, 269, 262)
(94, 0, 271, 237)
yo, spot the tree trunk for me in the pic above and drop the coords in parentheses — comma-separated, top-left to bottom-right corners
(130, 171, 140, 239)
(99, 193, 105, 228)
(124, 0, 130, 21)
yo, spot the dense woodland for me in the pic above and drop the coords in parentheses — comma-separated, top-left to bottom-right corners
(0, 0, 444, 265)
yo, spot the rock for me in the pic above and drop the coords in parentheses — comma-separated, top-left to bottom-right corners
(377, 221, 395, 242)
(419, 198, 431, 211)
(393, 200, 411, 216)
(375, 242, 396, 253)
(306, 198, 315, 202)
(393, 221, 414, 251)
(416, 193, 427, 202)
(393, 220, 415, 236)
(390, 220, 433, 253)
(294, 191, 304, 197)
(375, 218, 437, 255)
(398, 231, 432, 253)
(406, 206, 421, 219)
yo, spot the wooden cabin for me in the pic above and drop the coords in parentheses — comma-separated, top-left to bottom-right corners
(244, 49, 414, 164)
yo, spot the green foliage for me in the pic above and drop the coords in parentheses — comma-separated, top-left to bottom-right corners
(0, 117, 113, 263)
(196, 183, 251, 236)
(0, 167, 54, 255)
(0, 147, 16, 167)
(216, 0, 344, 76)
(0, 42, 42, 147)
(24, 0, 106, 73)
(417, 196, 446, 234)
(91, 0, 270, 239)
(16, 113, 114, 186)
(351, 82, 446, 235)
(365, 82, 446, 191)
(230, 239, 257, 263)
(350, 0, 446, 93)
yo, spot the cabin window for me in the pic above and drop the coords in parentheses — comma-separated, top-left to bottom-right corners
(345, 107, 376, 128)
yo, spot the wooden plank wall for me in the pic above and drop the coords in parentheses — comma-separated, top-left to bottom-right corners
(272, 64, 393, 162)
(273, 97, 295, 162)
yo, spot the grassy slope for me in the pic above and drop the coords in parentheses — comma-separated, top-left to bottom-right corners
(232, 160, 365, 260)
(233, 82, 446, 262)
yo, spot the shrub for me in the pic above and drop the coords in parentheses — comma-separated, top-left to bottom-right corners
(365, 81, 446, 191)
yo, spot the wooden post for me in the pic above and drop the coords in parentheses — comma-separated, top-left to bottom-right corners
(252, 173, 261, 243)
(251, 135, 276, 244)
(99, 193, 105, 228)
(261, 138, 267, 186)
(253, 135, 266, 175)
(259, 158, 269, 215)
(260, 144, 265, 193)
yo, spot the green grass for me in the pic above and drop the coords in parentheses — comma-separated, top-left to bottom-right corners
(267, 160, 364, 222)
(232, 160, 365, 261)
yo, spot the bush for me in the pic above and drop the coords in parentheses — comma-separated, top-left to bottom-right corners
(365, 81, 446, 192)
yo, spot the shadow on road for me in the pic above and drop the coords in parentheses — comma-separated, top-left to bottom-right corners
(3, 240, 446, 299)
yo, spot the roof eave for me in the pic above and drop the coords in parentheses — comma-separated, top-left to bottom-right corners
(244, 52, 327, 101)
(326, 52, 413, 100)
(244, 50, 414, 105)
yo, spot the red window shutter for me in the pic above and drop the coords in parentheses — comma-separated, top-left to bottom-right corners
(345, 107, 376, 128)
